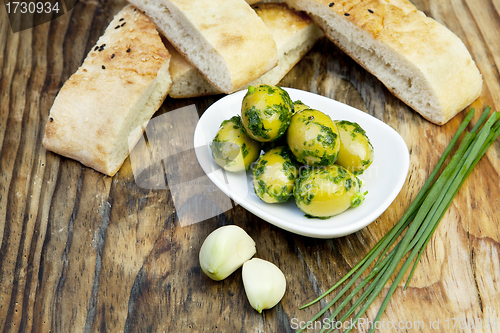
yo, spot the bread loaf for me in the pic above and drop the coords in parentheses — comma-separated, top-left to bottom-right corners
(285, 0, 482, 125)
(43, 5, 172, 176)
(166, 2, 323, 98)
(128, 0, 278, 94)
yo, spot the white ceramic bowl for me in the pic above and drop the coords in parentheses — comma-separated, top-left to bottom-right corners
(194, 88, 409, 238)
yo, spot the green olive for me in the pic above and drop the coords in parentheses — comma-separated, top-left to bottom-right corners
(335, 120, 374, 175)
(287, 109, 340, 166)
(253, 146, 299, 203)
(211, 115, 261, 172)
(294, 165, 365, 218)
(241, 85, 294, 142)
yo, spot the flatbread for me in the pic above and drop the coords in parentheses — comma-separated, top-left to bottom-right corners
(43, 5, 172, 176)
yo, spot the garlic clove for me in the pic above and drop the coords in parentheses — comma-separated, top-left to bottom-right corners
(199, 225, 256, 281)
(242, 258, 286, 313)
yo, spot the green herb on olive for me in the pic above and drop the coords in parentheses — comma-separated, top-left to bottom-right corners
(211, 115, 261, 172)
(293, 100, 310, 113)
(252, 146, 299, 203)
(241, 84, 294, 142)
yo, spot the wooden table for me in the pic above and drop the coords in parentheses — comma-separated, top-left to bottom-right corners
(1, 0, 499, 332)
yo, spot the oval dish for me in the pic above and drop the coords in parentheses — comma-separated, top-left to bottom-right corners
(194, 88, 409, 238)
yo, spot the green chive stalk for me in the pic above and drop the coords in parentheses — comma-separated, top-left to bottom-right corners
(298, 107, 499, 333)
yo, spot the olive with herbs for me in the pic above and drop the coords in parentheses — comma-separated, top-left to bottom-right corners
(294, 165, 365, 218)
(287, 109, 340, 166)
(335, 120, 374, 175)
(253, 146, 299, 203)
(211, 115, 261, 172)
(241, 85, 294, 142)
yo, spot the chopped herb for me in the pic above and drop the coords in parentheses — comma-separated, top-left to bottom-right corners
(253, 159, 267, 178)
(351, 191, 367, 207)
(244, 106, 271, 140)
(241, 143, 249, 159)
(219, 115, 244, 129)
(344, 177, 353, 192)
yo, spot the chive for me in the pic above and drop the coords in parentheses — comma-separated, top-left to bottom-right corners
(368, 112, 500, 333)
(298, 107, 499, 332)
(403, 106, 494, 289)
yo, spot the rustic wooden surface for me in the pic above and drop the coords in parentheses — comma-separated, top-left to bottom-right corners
(1, 0, 500, 332)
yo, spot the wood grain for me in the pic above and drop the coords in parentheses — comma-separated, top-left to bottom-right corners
(1, 0, 499, 332)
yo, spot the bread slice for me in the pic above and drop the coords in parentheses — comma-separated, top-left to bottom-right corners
(247, 3, 323, 87)
(285, 0, 482, 125)
(164, 37, 221, 98)
(43, 5, 172, 176)
(166, 2, 323, 98)
(127, 0, 278, 94)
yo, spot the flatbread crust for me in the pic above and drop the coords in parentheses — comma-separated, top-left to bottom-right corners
(43, 5, 172, 176)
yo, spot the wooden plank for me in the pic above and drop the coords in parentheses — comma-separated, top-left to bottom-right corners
(0, 0, 499, 331)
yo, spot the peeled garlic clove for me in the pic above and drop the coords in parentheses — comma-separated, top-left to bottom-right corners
(242, 258, 286, 313)
(199, 225, 256, 281)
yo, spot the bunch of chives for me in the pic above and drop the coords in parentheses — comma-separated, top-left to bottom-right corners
(298, 107, 500, 333)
